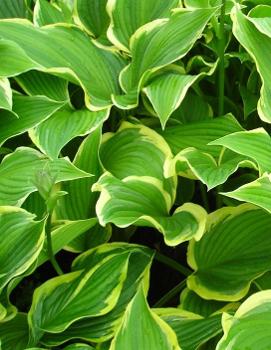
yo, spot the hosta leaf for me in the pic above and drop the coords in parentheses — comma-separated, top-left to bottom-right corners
(0, 39, 38, 77)
(93, 172, 207, 246)
(187, 204, 271, 301)
(231, 5, 271, 123)
(75, 0, 109, 38)
(100, 122, 176, 201)
(143, 61, 217, 129)
(29, 108, 109, 159)
(165, 148, 255, 190)
(210, 128, 271, 173)
(156, 308, 222, 350)
(107, 0, 180, 52)
(0, 77, 12, 111)
(0, 20, 126, 109)
(120, 7, 216, 93)
(143, 73, 203, 129)
(28, 252, 131, 344)
(41, 244, 153, 345)
(34, 0, 66, 26)
(0, 207, 44, 291)
(109, 287, 180, 350)
(0, 0, 28, 19)
(160, 115, 243, 157)
(0, 94, 65, 146)
(0, 313, 29, 350)
(0, 147, 90, 206)
(216, 290, 271, 350)
(15, 71, 69, 102)
(222, 174, 271, 213)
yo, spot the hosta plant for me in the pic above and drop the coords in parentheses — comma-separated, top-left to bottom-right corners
(1, 0, 271, 349)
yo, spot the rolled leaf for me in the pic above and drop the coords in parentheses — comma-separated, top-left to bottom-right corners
(93, 172, 207, 246)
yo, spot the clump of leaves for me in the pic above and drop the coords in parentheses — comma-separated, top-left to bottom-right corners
(1, 0, 271, 349)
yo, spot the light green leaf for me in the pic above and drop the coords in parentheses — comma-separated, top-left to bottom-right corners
(165, 148, 255, 190)
(143, 62, 217, 129)
(156, 308, 222, 350)
(231, 5, 271, 123)
(107, 0, 180, 52)
(34, 0, 66, 26)
(40, 243, 153, 345)
(15, 70, 69, 102)
(210, 128, 271, 174)
(0, 313, 29, 350)
(0, 20, 126, 109)
(109, 287, 181, 350)
(160, 115, 243, 157)
(0, 94, 65, 146)
(143, 73, 202, 129)
(120, 7, 216, 93)
(216, 290, 271, 350)
(93, 172, 207, 246)
(0, 147, 91, 206)
(222, 174, 271, 213)
(0, 39, 38, 77)
(29, 108, 109, 159)
(0, 206, 44, 291)
(187, 204, 271, 301)
(0, 77, 12, 111)
(75, 0, 109, 38)
(28, 252, 131, 344)
(100, 122, 176, 201)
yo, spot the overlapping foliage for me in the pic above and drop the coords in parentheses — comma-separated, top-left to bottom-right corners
(1, 0, 271, 349)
